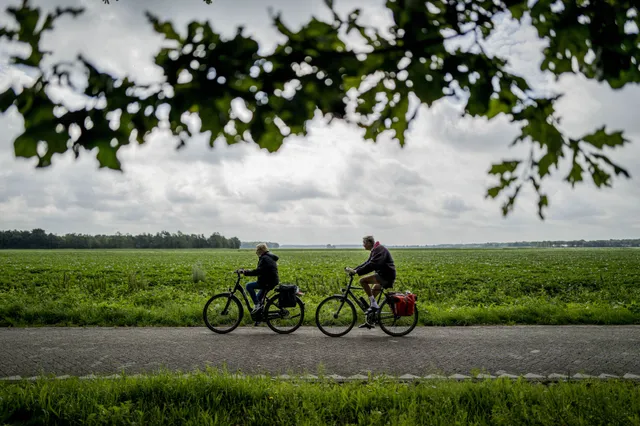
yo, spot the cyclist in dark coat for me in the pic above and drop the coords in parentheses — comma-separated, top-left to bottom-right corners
(240, 243, 279, 312)
(346, 235, 396, 328)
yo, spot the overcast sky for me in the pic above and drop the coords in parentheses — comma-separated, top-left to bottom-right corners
(1, 0, 639, 245)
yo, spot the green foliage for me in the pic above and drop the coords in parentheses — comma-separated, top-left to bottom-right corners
(0, 248, 639, 327)
(191, 263, 206, 283)
(0, 0, 638, 217)
(1, 370, 639, 425)
(127, 271, 148, 293)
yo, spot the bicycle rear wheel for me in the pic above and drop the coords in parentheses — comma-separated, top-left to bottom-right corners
(203, 293, 243, 334)
(315, 295, 357, 337)
(264, 294, 305, 334)
(377, 298, 418, 337)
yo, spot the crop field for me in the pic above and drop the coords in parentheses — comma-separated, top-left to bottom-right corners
(1, 248, 639, 327)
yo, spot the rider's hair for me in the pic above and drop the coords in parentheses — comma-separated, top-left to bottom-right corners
(256, 243, 269, 253)
(363, 235, 375, 245)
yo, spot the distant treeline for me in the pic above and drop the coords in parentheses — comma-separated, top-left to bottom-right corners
(240, 241, 280, 249)
(0, 229, 241, 249)
(508, 239, 640, 248)
(401, 239, 640, 249)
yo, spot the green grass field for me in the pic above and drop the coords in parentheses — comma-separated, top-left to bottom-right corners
(1, 248, 639, 326)
(2, 370, 639, 425)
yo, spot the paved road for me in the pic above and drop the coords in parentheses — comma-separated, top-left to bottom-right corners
(1, 326, 639, 379)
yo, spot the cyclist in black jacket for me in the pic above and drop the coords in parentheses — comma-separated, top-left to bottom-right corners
(239, 243, 279, 313)
(346, 235, 396, 328)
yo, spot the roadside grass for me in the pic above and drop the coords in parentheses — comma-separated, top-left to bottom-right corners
(1, 295, 638, 327)
(1, 370, 639, 425)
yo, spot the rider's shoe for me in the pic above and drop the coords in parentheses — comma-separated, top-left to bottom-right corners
(254, 321, 261, 326)
(358, 322, 375, 329)
(251, 304, 262, 314)
(365, 305, 379, 315)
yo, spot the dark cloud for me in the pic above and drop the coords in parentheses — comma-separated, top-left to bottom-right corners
(165, 186, 198, 204)
(442, 195, 472, 215)
(112, 204, 150, 222)
(262, 180, 334, 203)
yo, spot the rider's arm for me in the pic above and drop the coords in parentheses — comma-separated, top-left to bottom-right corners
(353, 251, 373, 272)
(355, 247, 383, 275)
(242, 258, 263, 276)
(242, 267, 260, 276)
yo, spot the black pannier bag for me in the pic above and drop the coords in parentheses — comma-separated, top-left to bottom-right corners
(277, 284, 298, 308)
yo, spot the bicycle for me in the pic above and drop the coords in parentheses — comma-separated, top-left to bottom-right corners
(203, 270, 305, 334)
(315, 268, 418, 337)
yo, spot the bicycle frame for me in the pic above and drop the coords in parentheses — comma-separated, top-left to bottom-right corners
(340, 273, 388, 313)
(225, 272, 255, 311)
(223, 271, 294, 321)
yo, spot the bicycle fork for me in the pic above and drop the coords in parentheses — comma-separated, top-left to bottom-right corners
(220, 294, 234, 316)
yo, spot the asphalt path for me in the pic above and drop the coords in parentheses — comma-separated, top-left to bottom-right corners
(1, 326, 639, 379)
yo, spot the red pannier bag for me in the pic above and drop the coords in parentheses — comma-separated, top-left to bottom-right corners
(388, 292, 417, 316)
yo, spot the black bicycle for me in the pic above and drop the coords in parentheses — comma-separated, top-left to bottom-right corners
(203, 270, 305, 334)
(315, 269, 419, 337)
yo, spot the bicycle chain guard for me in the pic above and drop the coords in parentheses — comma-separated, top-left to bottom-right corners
(250, 307, 263, 321)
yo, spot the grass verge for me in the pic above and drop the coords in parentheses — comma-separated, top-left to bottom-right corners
(1, 297, 639, 327)
(1, 370, 639, 425)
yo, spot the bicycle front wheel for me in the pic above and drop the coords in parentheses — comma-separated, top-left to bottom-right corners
(265, 295, 305, 334)
(203, 293, 243, 334)
(377, 298, 418, 337)
(315, 295, 357, 337)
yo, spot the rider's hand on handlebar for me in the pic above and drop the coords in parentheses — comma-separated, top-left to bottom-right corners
(345, 267, 356, 275)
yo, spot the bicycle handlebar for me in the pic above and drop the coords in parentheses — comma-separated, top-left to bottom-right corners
(344, 267, 356, 276)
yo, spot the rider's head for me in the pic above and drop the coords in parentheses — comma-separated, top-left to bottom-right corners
(256, 243, 268, 256)
(362, 235, 374, 251)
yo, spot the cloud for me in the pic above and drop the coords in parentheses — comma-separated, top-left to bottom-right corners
(441, 195, 472, 216)
(263, 180, 334, 203)
(0, 0, 639, 244)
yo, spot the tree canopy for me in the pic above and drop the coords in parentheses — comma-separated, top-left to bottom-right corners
(0, 0, 638, 218)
